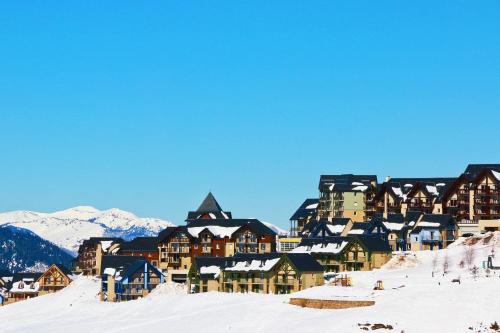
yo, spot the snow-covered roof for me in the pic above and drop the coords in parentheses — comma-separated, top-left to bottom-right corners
(292, 241, 349, 254)
(492, 170, 500, 182)
(100, 241, 113, 252)
(426, 185, 439, 196)
(382, 222, 405, 231)
(418, 222, 441, 227)
(187, 226, 240, 238)
(200, 266, 222, 278)
(352, 185, 368, 192)
(305, 203, 318, 209)
(225, 258, 280, 272)
(348, 229, 365, 235)
(9, 280, 40, 293)
(326, 224, 345, 234)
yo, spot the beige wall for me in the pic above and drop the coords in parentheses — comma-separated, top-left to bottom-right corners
(478, 219, 500, 231)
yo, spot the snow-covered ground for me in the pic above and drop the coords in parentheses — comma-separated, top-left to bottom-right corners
(1, 233, 499, 333)
(0, 206, 175, 254)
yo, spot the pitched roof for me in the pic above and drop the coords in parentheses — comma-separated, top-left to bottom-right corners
(101, 255, 142, 275)
(187, 219, 277, 238)
(304, 218, 350, 238)
(319, 174, 377, 192)
(285, 253, 324, 272)
(355, 235, 392, 252)
(120, 237, 158, 252)
(290, 199, 318, 221)
(411, 214, 455, 233)
(11, 272, 43, 284)
(186, 192, 232, 220)
(463, 164, 500, 181)
(377, 177, 456, 203)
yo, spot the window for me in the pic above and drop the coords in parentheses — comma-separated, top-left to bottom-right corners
(194, 244, 198, 249)
(260, 243, 266, 251)
(216, 244, 220, 250)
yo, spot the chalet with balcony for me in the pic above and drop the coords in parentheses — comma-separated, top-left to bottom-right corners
(157, 226, 193, 283)
(442, 164, 500, 232)
(374, 177, 456, 215)
(75, 237, 123, 276)
(289, 198, 318, 236)
(186, 192, 232, 223)
(100, 255, 164, 302)
(188, 257, 230, 293)
(408, 214, 457, 251)
(292, 236, 392, 272)
(189, 253, 323, 294)
(38, 264, 72, 295)
(318, 174, 378, 222)
(118, 237, 160, 267)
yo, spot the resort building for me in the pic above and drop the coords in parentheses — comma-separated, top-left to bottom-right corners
(317, 174, 378, 222)
(292, 236, 392, 272)
(75, 237, 122, 276)
(100, 255, 164, 302)
(188, 253, 324, 294)
(289, 198, 318, 236)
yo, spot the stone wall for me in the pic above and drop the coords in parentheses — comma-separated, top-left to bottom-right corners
(289, 298, 375, 309)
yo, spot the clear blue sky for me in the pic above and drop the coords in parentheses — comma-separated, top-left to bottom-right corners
(1, 1, 499, 228)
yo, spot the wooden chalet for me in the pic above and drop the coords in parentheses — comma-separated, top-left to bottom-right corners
(100, 255, 164, 302)
(38, 264, 72, 294)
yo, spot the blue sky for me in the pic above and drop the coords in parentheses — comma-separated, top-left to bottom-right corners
(0, 1, 499, 228)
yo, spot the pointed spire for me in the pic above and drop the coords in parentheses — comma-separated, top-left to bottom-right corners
(197, 192, 223, 212)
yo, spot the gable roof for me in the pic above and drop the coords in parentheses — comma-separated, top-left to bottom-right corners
(290, 199, 318, 221)
(120, 237, 158, 252)
(284, 253, 324, 272)
(11, 272, 43, 284)
(463, 164, 500, 181)
(377, 177, 456, 203)
(355, 235, 392, 252)
(304, 218, 351, 238)
(411, 214, 455, 233)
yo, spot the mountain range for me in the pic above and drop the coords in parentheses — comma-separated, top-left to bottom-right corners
(0, 225, 74, 273)
(0, 206, 175, 255)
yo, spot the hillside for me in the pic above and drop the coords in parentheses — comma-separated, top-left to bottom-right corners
(0, 225, 74, 273)
(0, 206, 175, 254)
(0, 233, 498, 332)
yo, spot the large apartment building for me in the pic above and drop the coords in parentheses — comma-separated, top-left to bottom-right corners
(317, 174, 378, 222)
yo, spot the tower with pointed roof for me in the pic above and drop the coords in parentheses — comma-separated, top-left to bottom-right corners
(186, 192, 232, 222)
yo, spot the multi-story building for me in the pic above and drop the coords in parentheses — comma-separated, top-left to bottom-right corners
(291, 236, 392, 272)
(100, 256, 164, 302)
(373, 177, 456, 216)
(317, 174, 378, 222)
(443, 164, 500, 232)
(75, 237, 122, 276)
(188, 253, 324, 294)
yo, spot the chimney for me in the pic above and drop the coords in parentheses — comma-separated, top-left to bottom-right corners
(383, 176, 391, 219)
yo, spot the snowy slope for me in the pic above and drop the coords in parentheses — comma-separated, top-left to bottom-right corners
(1, 233, 499, 333)
(0, 206, 175, 255)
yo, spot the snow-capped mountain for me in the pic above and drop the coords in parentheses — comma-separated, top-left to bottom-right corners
(0, 206, 175, 255)
(0, 225, 74, 273)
